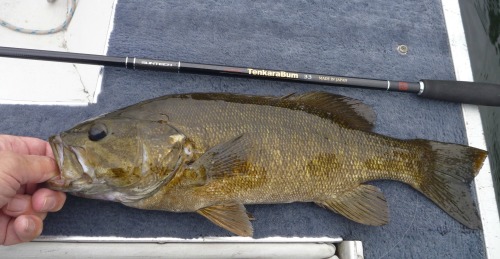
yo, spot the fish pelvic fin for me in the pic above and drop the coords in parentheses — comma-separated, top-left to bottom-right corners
(197, 203, 253, 237)
(414, 140, 487, 229)
(316, 184, 389, 226)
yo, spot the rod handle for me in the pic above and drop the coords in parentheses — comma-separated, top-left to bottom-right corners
(419, 79, 500, 106)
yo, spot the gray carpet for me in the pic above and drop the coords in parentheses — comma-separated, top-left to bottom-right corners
(0, 0, 485, 258)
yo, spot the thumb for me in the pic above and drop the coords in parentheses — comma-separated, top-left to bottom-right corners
(0, 151, 59, 186)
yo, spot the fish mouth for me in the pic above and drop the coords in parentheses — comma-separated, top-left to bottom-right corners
(48, 134, 67, 189)
(49, 135, 64, 172)
(47, 134, 90, 191)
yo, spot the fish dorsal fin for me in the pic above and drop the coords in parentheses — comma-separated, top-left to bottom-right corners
(189, 135, 254, 180)
(197, 203, 253, 237)
(317, 184, 388, 226)
(111, 92, 375, 131)
(282, 92, 376, 131)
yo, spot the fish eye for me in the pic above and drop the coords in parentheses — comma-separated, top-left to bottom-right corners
(88, 123, 108, 141)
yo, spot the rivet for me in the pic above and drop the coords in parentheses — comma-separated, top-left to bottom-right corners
(397, 45, 408, 55)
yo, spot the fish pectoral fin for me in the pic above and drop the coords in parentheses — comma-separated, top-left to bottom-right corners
(317, 184, 389, 226)
(190, 134, 254, 180)
(197, 203, 254, 237)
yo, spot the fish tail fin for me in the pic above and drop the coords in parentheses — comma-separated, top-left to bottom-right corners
(413, 140, 487, 229)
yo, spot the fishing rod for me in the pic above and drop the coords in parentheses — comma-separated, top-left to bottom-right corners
(1, 46, 500, 106)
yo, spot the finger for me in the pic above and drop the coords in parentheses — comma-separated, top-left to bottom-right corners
(16, 185, 26, 195)
(0, 151, 59, 186)
(26, 183, 38, 195)
(2, 215, 43, 245)
(0, 135, 52, 156)
(0, 211, 10, 244)
(15, 183, 38, 195)
(2, 194, 47, 219)
(32, 188, 66, 213)
(45, 143, 54, 159)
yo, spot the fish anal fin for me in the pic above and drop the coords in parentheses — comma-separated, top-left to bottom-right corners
(318, 184, 389, 226)
(197, 203, 253, 237)
(283, 92, 376, 131)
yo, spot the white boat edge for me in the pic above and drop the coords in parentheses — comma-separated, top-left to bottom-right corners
(32, 235, 343, 243)
(442, 1, 500, 259)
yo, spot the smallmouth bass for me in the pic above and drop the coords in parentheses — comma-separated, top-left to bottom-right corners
(47, 92, 487, 236)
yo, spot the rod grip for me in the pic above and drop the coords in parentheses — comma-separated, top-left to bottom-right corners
(419, 79, 500, 106)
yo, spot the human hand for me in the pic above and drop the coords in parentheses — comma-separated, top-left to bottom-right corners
(0, 135, 66, 245)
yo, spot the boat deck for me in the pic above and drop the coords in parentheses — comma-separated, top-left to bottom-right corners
(0, 1, 498, 258)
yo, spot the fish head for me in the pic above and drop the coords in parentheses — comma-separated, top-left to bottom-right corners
(47, 116, 187, 203)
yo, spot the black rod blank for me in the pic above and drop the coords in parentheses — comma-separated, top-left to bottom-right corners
(1, 46, 500, 106)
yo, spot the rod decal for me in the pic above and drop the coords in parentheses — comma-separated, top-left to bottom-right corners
(247, 68, 299, 79)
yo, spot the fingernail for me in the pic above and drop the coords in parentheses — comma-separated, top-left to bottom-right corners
(23, 217, 35, 233)
(41, 197, 56, 212)
(7, 197, 28, 213)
